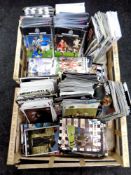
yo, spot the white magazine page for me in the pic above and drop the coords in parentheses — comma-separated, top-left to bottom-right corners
(106, 11, 122, 41)
(20, 79, 54, 93)
(111, 12, 122, 40)
(106, 12, 114, 40)
(55, 3, 85, 14)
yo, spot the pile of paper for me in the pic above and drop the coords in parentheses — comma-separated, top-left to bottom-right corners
(21, 6, 54, 28)
(16, 3, 131, 158)
(58, 118, 107, 157)
(59, 78, 131, 122)
(21, 123, 59, 156)
(84, 11, 122, 62)
(16, 78, 58, 123)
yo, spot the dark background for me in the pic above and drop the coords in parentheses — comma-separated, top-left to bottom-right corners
(0, 0, 131, 174)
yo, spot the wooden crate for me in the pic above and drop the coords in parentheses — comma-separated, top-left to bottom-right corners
(8, 39, 130, 168)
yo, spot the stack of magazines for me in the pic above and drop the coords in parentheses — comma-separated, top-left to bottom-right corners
(59, 73, 97, 97)
(16, 78, 59, 123)
(84, 11, 122, 62)
(58, 118, 107, 157)
(59, 77, 131, 122)
(54, 10, 89, 57)
(21, 6, 55, 77)
(16, 77, 131, 157)
(15, 3, 131, 157)
(21, 6, 54, 28)
(21, 123, 59, 156)
(19, 4, 122, 78)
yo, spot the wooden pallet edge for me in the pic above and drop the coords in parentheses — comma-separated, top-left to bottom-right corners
(120, 117, 130, 167)
(112, 42, 121, 81)
(16, 161, 120, 169)
(19, 155, 116, 162)
(13, 20, 22, 82)
(112, 42, 130, 167)
(7, 88, 19, 165)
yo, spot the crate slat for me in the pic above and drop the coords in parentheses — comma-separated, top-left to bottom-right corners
(16, 161, 120, 169)
(13, 20, 22, 83)
(7, 88, 19, 165)
(120, 117, 130, 167)
(20, 155, 116, 162)
(112, 42, 130, 167)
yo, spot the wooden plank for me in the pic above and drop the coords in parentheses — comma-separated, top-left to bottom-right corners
(48, 157, 55, 168)
(115, 120, 121, 155)
(107, 49, 113, 80)
(7, 88, 19, 165)
(16, 161, 120, 169)
(120, 117, 130, 167)
(13, 20, 22, 81)
(112, 42, 120, 81)
(112, 42, 130, 167)
(20, 155, 116, 162)
(112, 44, 121, 156)
(15, 111, 22, 153)
(80, 159, 86, 166)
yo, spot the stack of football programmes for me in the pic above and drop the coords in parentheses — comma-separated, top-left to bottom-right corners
(20, 6, 55, 77)
(58, 118, 107, 157)
(59, 79, 131, 122)
(16, 79, 59, 123)
(16, 78, 131, 156)
(55, 57, 106, 80)
(54, 3, 88, 57)
(21, 123, 59, 156)
(84, 11, 122, 62)
(16, 3, 131, 158)
(16, 78, 61, 156)
(21, 6, 54, 28)
(54, 11, 89, 57)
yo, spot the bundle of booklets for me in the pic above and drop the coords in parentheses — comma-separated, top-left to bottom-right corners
(16, 3, 131, 157)
(84, 11, 122, 62)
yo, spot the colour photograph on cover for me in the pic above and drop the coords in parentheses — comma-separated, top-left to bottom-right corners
(101, 95, 116, 116)
(63, 102, 100, 117)
(25, 126, 59, 155)
(24, 107, 53, 123)
(27, 58, 54, 76)
(56, 57, 85, 74)
(67, 120, 102, 152)
(24, 34, 53, 58)
(55, 34, 82, 57)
